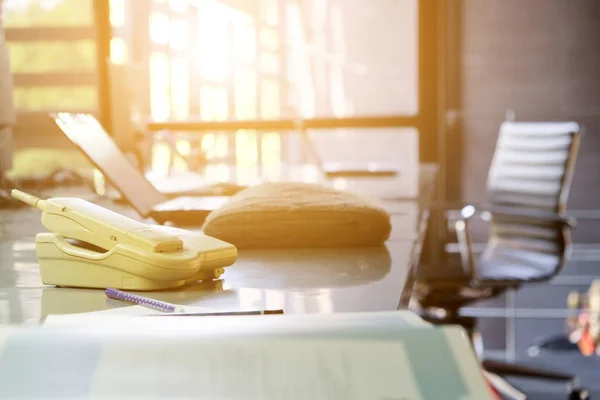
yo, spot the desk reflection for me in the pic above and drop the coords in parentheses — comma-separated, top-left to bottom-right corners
(226, 246, 391, 289)
(38, 242, 411, 321)
(40, 279, 228, 321)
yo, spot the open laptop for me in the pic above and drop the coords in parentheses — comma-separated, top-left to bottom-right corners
(146, 130, 245, 197)
(297, 127, 400, 178)
(53, 113, 231, 225)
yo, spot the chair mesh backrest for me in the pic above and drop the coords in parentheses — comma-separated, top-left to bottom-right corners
(487, 121, 580, 213)
(484, 121, 580, 261)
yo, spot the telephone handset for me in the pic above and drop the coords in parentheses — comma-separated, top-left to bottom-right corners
(12, 190, 237, 291)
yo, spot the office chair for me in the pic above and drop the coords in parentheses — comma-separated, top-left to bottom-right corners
(415, 121, 589, 399)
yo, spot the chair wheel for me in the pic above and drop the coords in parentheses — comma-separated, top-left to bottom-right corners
(569, 387, 590, 400)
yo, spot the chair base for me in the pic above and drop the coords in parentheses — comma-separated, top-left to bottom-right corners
(483, 359, 590, 399)
(483, 359, 574, 381)
(418, 309, 590, 399)
(528, 333, 580, 357)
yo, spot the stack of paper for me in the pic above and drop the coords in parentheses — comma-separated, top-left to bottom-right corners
(0, 311, 492, 399)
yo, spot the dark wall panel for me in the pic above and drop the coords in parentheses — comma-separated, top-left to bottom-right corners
(460, 0, 600, 240)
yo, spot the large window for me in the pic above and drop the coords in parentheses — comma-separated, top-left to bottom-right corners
(5, 0, 421, 184)
(4, 0, 97, 112)
(142, 0, 419, 181)
(141, 0, 285, 183)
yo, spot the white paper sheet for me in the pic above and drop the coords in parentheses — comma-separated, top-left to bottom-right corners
(0, 312, 492, 400)
(88, 338, 422, 400)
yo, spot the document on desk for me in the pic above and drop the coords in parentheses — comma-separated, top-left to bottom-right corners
(0, 312, 492, 400)
(90, 338, 422, 399)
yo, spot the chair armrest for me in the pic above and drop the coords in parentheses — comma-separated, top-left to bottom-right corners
(450, 204, 575, 282)
(428, 201, 486, 212)
(445, 205, 487, 222)
(452, 214, 520, 286)
(427, 202, 488, 227)
(449, 204, 575, 228)
(453, 218, 477, 278)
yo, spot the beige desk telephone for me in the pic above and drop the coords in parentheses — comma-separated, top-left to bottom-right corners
(12, 190, 237, 291)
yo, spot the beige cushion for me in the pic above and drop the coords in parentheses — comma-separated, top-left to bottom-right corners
(202, 182, 391, 249)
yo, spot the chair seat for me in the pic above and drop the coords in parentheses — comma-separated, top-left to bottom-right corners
(416, 246, 563, 309)
(477, 247, 561, 283)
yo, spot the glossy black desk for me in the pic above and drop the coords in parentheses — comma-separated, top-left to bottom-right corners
(0, 164, 436, 324)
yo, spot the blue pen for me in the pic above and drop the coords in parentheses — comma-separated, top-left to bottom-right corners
(149, 310, 285, 317)
(105, 288, 185, 313)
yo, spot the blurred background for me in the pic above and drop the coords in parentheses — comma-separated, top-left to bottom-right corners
(4, 0, 420, 187)
(6, 0, 599, 229)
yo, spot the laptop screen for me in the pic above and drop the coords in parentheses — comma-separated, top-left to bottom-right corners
(53, 113, 166, 217)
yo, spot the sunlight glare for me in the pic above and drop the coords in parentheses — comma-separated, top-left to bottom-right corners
(173, 139, 190, 172)
(176, 139, 191, 156)
(260, 52, 279, 75)
(200, 86, 215, 121)
(169, 0, 188, 12)
(93, 168, 106, 196)
(149, 52, 171, 121)
(234, 69, 257, 120)
(261, 0, 279, 26)
(235, 130, 258, 165)
(150, 13, 170, 45)
(151, 142, 171, 176)
(199, 13, 228, 82)
(237, 288, 264, 310)
(259, 26, 279, 50)
(201, 134, 216, 159)
(234, 23, 256, 64)
(215, 134, 229, 159)
(110, 37, 128, 65)
(205, 163, 230, 182)
(260, 80, 280, 119)
(109, 0, 126, 27)
(170, 19, 188, 51)
(214, 87, 228, 121)
(170, 58, 190, 120)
